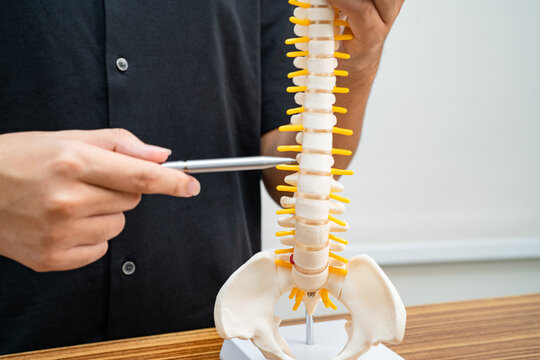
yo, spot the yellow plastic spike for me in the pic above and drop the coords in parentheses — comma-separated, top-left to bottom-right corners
(289, 0, 310, 8)
(276, 185, 297, 192)
(289, 287, 298, 299)
(334, 34, 354, 41)
(276, 165, 300, 172)
(332, 106, 347, 114)
(287, 86, 307, 93)
(334, 51, 351, 60)
(331, 168, 354, 176)
(276, 208, 295, 215)
(288, 69, 308, 78)
(333, 70, 349, 77)
(275, 248, 295, 254)
(333, 127, 353, 136)
(276, 260, 293, 269)
(279, 124, 304, 132)
(330, 192, 351, 203)
(334, 19, 350, 27)
(276, 230, 296, 237)
(331, 148, 352, 156)
(333, 86, 350, 94)
(329, 233, 348, 245)
(277, 145, 302, 152)
(289, 17, 311, 26)
(320, 288, 330, 308)
(287, 106, 305, 115)
(320, 289, 338, 310)
(287, 50, 309, 58)
(329, 252, 349, 263)
(329, 266, 348, 276)
(293, 290, 305, 311)
(285, 36, 309, 45)
(328, 215, 347, 227)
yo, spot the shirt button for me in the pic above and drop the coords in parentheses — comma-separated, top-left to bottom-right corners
(116, 57, 128, 72)
(122, 261, 136, 276)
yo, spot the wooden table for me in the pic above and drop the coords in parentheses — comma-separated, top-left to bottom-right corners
(3, 294, 540, 359)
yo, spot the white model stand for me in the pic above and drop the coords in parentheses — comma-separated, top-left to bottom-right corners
(220, 319, 404, 360)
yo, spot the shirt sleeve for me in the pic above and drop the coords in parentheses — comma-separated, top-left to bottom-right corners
(260, 0, 297, 135)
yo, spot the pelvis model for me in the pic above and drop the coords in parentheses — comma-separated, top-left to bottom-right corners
(214, 1, 406, 359)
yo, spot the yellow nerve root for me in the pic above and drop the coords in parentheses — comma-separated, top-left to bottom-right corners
(287, 51, 308, 58)
(275, 248, 294, 254)
(276, 208, 295, 215)
(276, 260, 293, 269)
(334, 69, 349, 76)
(279, 124, 304, 132)
(286, 106, 305, 115)
(277, 145, 302, 152)
(329, 252, 349, 263)
(288, 69, 308, 78)
(289, 287, 298, 299)
(289, 17, 310, 26)
(329, 266, 348, 276)
(334, 34, 354, 41)
(276, 165, 300, 172)
(328, 215, 347, 227)
(329, 233, 348, 245)
(293, 289, 305, 311)
(331, 168, 354, 176)
(332, 106, 347, 114)
(320, 289, 338, 310)
(285, 36, 309, 45)
(276, 230, 295, 237)
(329, 192, 351, 203)
(276, 185, 297, 192)
(332, 148, 352, 156)
(334, 51, 351, 60)
(289, 0, 310, 9)
(333, 86, 350, 94)
(287, 86, 307, 93)
(332, 127, 353, 136)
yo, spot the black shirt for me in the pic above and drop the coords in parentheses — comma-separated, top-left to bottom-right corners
(0, 0, 294, 354)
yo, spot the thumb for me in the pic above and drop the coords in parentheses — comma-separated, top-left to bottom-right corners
(53, 128, 172, 163)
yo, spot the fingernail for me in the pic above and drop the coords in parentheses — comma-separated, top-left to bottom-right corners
(145, 144, 172, 155)
(187, 179, 200, 196)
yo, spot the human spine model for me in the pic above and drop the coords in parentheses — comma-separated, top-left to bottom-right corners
(214, 1, 406, 359)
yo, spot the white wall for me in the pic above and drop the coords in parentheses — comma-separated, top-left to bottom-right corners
(263, 0, 540, 314)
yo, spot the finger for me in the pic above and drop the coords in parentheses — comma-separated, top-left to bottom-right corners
(52, 213, 126, 248)
(53, 242, 109, 271)
(75, 184, 142, 217)
(77, 143, 201, 197)
(372, 0, 404, 25)
(52, 128, 172, 163)
(329, 0, 401, 26)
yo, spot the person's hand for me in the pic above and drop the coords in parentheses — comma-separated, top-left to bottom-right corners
(328, 0, 404, 72)
(0, 129, 200, 272)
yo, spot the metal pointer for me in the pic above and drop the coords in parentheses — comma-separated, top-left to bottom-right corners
(161, 156, 296, 174)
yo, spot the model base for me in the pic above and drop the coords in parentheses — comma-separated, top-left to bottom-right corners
(220, 319, 404, 360)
